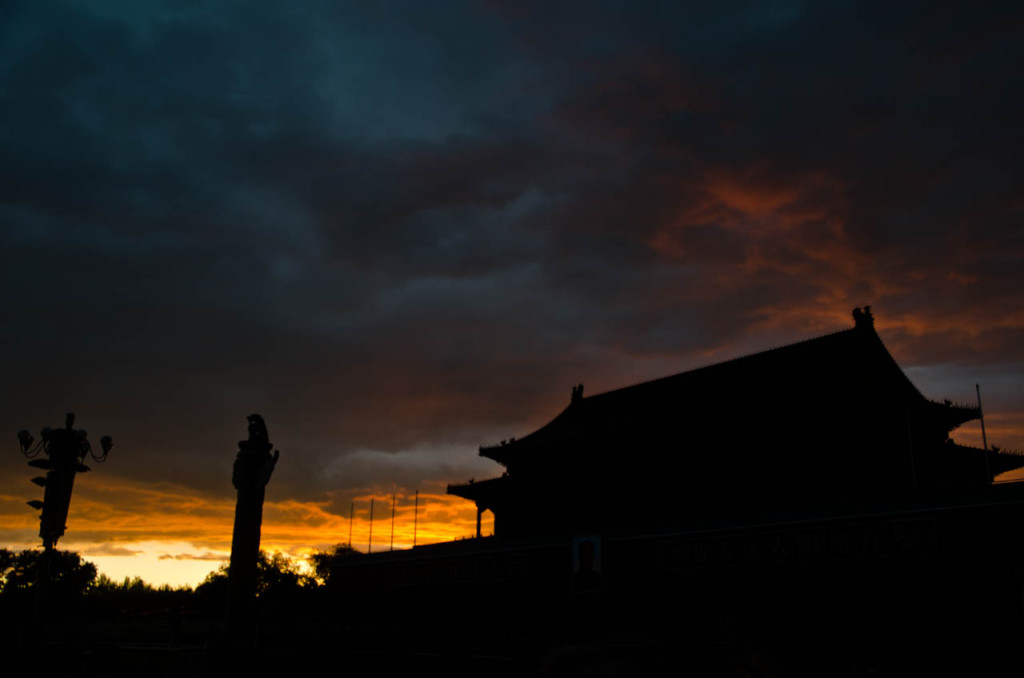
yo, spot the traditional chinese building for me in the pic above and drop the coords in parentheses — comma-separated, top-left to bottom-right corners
(449, 307, 1024, 538)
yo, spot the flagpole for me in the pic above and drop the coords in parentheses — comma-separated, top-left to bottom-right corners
(978, 383, 991, 482)
(368, 498, 374, 554)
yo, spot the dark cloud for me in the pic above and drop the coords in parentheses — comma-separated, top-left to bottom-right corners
(2, 0, 1022, 547)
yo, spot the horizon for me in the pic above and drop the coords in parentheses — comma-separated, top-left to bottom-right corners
(4, 312, 1018, 588)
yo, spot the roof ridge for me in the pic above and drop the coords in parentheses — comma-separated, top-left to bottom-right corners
(584, 324, 857, 401)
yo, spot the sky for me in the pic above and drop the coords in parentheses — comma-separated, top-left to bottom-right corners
(1, 0, 1022, 587)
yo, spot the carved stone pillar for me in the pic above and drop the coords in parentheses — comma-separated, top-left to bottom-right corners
(226, 414, 279, 641)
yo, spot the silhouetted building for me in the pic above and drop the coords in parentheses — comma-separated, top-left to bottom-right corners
(449, 307, 1024, 538)
(327, 308, 1024, 674)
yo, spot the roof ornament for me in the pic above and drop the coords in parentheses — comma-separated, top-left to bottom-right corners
(571, 383, 584, 404)
(852, 305, 874, 329)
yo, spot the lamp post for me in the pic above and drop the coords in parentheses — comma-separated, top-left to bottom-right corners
(18, 412, 113, 551)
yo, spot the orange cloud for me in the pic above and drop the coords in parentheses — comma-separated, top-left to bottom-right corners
(0, 473, 485, 585)
(703, 175, 802, 219)
(650, 166, 853, 272)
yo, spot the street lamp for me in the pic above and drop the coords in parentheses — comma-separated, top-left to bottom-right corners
(17, 412, 113, 550)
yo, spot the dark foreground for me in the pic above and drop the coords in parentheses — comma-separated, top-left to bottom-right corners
(6, 483, 1024, 676)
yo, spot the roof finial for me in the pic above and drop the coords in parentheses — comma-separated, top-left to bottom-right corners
(852, 305, 874, 329)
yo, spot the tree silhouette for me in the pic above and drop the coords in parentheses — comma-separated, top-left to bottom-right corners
(196, 550, 316, 610)
(84, 574, 194, 624)
(308, 543, 360, 585)
(0, 548, 97, 598)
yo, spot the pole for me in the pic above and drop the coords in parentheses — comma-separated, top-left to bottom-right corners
(18, 413, 113, 626)
(368, 498, 374, 554)
(30, 547, 52, 626)
(413, 490, 419, 547)
(348, 501, 354, 550)
(977, 384, 989, 451)
(977, 383, 991, 482)
(390, 491, 396, 551)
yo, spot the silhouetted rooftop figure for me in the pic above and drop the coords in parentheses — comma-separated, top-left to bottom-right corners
(852, 305, 874, 328)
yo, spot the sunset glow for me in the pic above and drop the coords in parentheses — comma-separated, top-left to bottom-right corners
(1, 475, 488, 586)
(2, 1, 1022, 592)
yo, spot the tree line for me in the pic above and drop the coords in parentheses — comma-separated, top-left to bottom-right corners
(0, 543, 359, 604)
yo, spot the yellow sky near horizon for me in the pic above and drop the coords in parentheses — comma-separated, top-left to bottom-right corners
(0, 476, 490, 587)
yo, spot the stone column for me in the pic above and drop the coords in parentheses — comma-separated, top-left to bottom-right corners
(226, 414, 279, 641)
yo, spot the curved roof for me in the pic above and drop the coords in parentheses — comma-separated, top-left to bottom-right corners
(481, 308, 977, 467)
